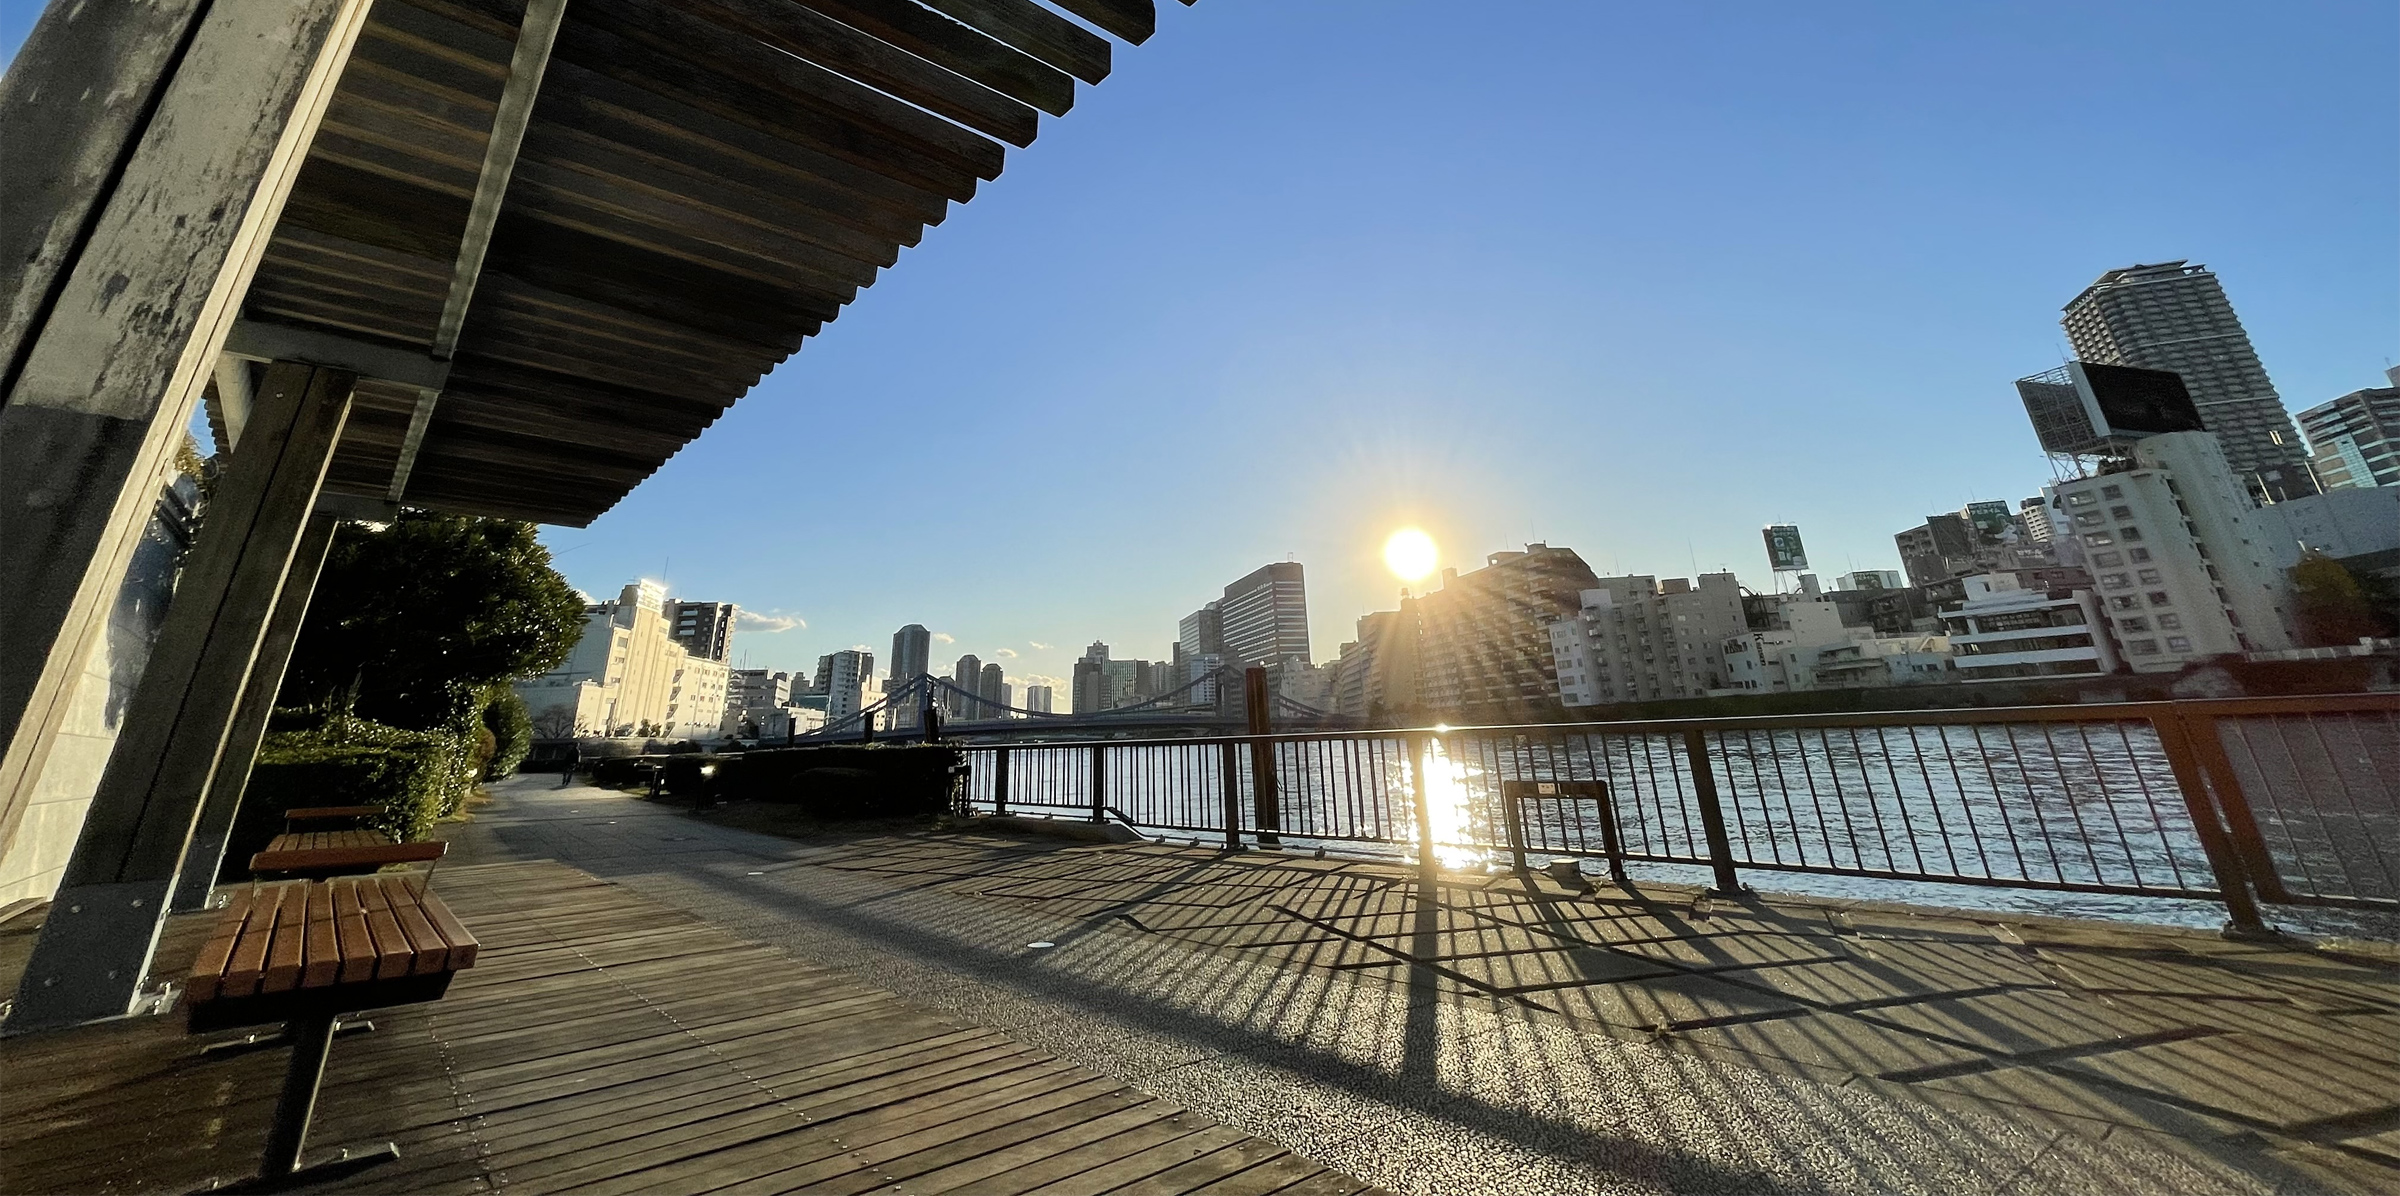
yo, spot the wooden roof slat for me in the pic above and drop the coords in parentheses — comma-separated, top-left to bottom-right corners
(454, 308, 771, 399)
(666, 0, 1041, 147)
(919, 0, 1110, 85)
(563, 0, 998, 194)
(250, 258, 447, 318)
(428, 396, 707, 456)
(307, 129, 480, 200)
(497, 176, 872, 302)
(473, 271, 789, 363)
(482, 229, 829, 347)
(282, 157, 474, 262)
(1051, 0, 1155, 46)
(242, 287, 440, 349)
(267, 225, 452, 290)
(515, 126, 907, 268)
(792, 0, 1077, 116)
(350, 14, 510, 107)
(534, 89, 928, 247)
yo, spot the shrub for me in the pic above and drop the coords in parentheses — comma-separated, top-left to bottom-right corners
(482, 687, 533, 779)
(225, 711, 476, 880)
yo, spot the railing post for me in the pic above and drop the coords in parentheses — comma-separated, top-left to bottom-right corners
(992, 746, 1009, 817)
(1499, 781, 1529, 873)
(1588, 779, 1630, 886)
(1244, 668, 1279, 845)
(1089, 742, 1106, 824)
(1409, 732, 1439, 885)
(2175, 704, 2291, 904)
(1219, 740, 1242, 852)
(1682, 728, 1743, 895)
(2154, 712, 2275, 938)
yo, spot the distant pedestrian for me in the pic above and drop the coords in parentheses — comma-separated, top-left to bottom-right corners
(560, 743, 580, 788)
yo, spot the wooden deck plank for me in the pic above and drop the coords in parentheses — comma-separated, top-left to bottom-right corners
(0, 859, 1370, 1196)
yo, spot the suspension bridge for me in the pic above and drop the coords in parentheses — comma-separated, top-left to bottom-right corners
(794, 664, 1355, 742)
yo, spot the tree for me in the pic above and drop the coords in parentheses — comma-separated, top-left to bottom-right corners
(2291, 551, 2398, 646)
(281, 512, 587, 730)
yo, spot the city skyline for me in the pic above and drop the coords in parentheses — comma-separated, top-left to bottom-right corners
(62, 2, 2383, 696)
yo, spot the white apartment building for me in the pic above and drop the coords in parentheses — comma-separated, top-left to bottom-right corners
(820, 649, 874, 724)
(1717, 598, 1951, 692)
(518, 580, 729, 737)
(1941, 575, 2118, 681)
(2045, 431, 2298, 673)
(1549, 573, 1746, 706)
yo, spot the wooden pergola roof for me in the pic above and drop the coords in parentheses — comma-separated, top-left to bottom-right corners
(231, 0, 1173, 526)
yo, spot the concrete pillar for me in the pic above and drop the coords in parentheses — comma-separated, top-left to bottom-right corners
(11, 362, 354, 1030)
(0, 0, 371, 925)
(169, 510, 342, 913)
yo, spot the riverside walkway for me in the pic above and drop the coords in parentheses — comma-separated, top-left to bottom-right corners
(7, 771, 2396, 1193)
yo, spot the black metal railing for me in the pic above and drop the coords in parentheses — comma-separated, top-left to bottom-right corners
(958, 695, 2400, 932)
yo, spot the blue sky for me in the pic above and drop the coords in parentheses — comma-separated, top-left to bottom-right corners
(9, 1, 2394, 696)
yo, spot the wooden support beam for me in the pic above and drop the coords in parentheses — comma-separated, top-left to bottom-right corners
(390, 0, 567, 501)
(0, 0, 374, 915)
(223, 320, 451, 390)
(170, 510, 343, 913)
(13, 363, 355, 1030)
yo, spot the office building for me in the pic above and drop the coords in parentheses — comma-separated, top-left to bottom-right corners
(2267, 487, 2400, 562)
(1024, 685, 1054, 714)
(2018, 497, 2055, 545)
(2299, 372, 2400, 491)
(664, 600, 737, 662)
(890, 623, 931, 682)
(1894, 504, 2038, 587)
(1941, 575, 2118, 681)
(1218, 563, 1310, 668)
(2061, 261, 2315, 500)
(728, 669, 791, 711)
(1407, 543, 1595, 718)
(1835, 570, 1906, 592)
(950, 654, 983, 718)
(980, 662, 1007, 718)
(2044, 432, 2298, 672)
(1178, 602, 1223, 659)
(819, 650, 874, 724)
(1549, 572, 1746, 706)
(1071, 643, 1108, 714)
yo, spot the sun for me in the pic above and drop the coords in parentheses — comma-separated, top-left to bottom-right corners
(1383, 527, 1438, 582)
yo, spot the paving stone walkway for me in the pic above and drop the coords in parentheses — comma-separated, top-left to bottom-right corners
(442, 773, 2400, 1195)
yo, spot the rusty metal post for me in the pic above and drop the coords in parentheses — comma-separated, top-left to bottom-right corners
(1220, 739, 1241, 852)
(1499, 781, 1529, 874)
(1682, 728, 1743, 895)
(2174, 704, 2291, 904)
(2154, 712, 2274, 938)
(1089, 742, 1106, 823)
(991, 746, 1009, 817)
(1244, 667, 1279, 845)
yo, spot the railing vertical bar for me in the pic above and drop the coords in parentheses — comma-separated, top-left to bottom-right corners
(1683, 727, 1741, 893)
(2113, 720, 2185, 891)
(1871, 726, 1928, 875)
(2075, 722, 2145, 888)
(1904, 725, 1959, 876)
(993, 746, 1010, 817)
(2036, 722, 2106, 885)
(2303, 712, 2390, 896)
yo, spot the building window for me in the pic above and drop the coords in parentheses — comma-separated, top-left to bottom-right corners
(2128, 548, 2152, 563)
(2147, 591, 2173, 607)
(2110, 595, 2140, 611)
(2119, 526, 2143, 541)
(2103, 573, 2131, 589)
(2137, 569, 2161, 584)
(2156, 614, 2181, 630)
(2120, 617, 2150, 633)
(2085, 533, 2114, 546)
(2076, 511, 2105, 526)
(2110, 506, 2133, 520)
(2128, 639, 2160, 655)
(2067, 492, 2096, 506)
(2101, 485, 2123, 499)
(2091, 551, 2123, 567)
(2166, 636, 2192, 652)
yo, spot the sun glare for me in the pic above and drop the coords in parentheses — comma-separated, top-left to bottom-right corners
(1384, 528, 1438, 582)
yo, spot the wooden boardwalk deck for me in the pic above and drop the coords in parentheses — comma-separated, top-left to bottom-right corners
(0, 860, 1380, 1195)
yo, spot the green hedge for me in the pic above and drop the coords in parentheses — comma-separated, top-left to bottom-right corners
(482, 686, 532, 779)
(223, 713, 474, 881)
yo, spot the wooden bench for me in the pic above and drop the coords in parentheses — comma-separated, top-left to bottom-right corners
(185, 875, 478, 1189)
(250, 828, 446, 880)
(281, 804, 381, 829)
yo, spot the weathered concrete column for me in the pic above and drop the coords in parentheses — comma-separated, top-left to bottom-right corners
(168, 509, 342, 913)
(0, 0, 373, 916)
(12, 363, 354, 1030)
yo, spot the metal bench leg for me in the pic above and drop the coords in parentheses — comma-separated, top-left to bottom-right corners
(199, 1017, 374, 1059)
(223, 1012, 396, 1192)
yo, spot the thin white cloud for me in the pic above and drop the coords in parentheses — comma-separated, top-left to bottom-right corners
(1014, 673, 1066, 688)
(735, 610, 804, 633)
(932, 632, 956, 644)
(996, 647, 1018, 658)
(1028, 641, 1053, 650)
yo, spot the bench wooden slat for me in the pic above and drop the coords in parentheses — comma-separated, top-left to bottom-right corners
(285, 805, 380, 823)
(402, 876, 480, 969)
(331, 879, 377, 984)
(301, 881, 341, 988)
(260, 884, 308, 994)
(353, 879, 415, 981)
(377, 876, 449, 975)
(249, 840, 445, 875)
(224, 884, 290, 998)
(184, 888, 257, 1003)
